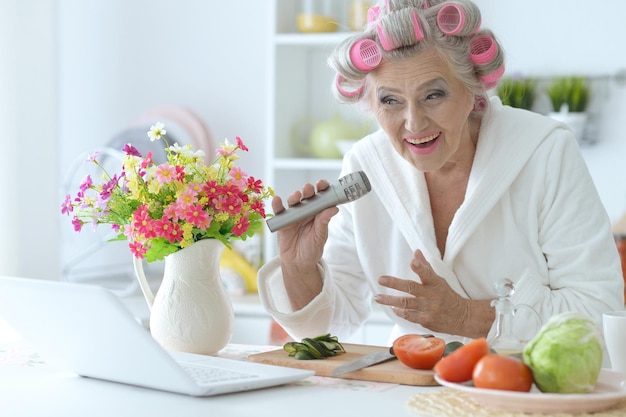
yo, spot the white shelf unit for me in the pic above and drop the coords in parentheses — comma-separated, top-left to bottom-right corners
(263, 0, 368, 262)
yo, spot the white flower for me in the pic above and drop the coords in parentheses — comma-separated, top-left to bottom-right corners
(169, 143, 186, 154)
(147, 122, 166, 142)
(169, 143, 205, 159)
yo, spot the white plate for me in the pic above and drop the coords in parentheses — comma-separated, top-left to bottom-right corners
(434, 369, 626, 414)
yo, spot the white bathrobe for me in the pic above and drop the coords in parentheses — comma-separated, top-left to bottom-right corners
(258, 97, 624, 344)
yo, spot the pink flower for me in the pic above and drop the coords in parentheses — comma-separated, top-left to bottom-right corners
(129, 241, 147, 259)
(154, 217, 183, 243)
(222, 195, 243, 215)
(141, 151, 153, 169)
(235, 136, 249, 152)
(79, 175, 93, 193)
(247, 176, 263, 193)
(122, 143, 141, 157)
(250, 200, 266, 217)
(183, 204, 212, 229)
(154, 163, 177, 184)
(175, 165, 185, 182)
(232, 217, 250, 237)
(163, 202, 181, 222)
(176, 187, 198, 208)
(229, 167, 247, 189)
(100, 175, 118, 200)
(203, 180, 220, 198)
(132, 205, 157, 238)
(71, 216, 82, 231)
(86, 151, 100, 162)
(216, 147, 233, 158)
(61, 194, 73, 215)
(212, 194, 243, 215)
(188, 181, 204, 193)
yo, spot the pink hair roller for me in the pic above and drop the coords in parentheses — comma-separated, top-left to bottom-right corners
(367, 5, 380, 23)
(437, 3, 465, 35)
(335, 74, 365, 98)
(410, 10, 425, 41)
(376, 23, 394, 51)
(478, 64, 505, 89)
(470, 34, 498, 65)
(350, 39, 382, 71)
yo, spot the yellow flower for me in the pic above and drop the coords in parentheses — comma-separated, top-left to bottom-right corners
(180, 223, 194, 248)
(147, 177, 161, 194)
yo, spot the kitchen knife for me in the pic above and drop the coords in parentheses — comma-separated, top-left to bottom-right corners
(330, 348, 396, 377)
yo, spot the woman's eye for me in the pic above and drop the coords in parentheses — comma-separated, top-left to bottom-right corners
(426, 90, 445, 100)
(380, 96, 397, 105)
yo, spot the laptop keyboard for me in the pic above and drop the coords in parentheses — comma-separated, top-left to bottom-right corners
(181, 364, 258, 385)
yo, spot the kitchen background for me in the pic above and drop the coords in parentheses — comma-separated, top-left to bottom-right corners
(2, 0, 626, 284)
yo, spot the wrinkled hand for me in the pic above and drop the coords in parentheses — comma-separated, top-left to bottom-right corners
(273, 180, 339, 267)
(375, 250, 471, 336)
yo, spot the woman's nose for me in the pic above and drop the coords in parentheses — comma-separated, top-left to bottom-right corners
(404, 104, 425, 133)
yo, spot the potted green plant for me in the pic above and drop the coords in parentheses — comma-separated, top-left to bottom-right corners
(497, 77, 537, 111)
(546, 76, 590, 142)
(547, 76, 589, 113)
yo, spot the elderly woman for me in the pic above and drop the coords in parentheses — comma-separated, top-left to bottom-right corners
(258, 0, 623, 344)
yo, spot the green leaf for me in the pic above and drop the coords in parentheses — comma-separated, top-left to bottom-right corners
(145, 238, 180, 263)
(107, 232, 128, 243)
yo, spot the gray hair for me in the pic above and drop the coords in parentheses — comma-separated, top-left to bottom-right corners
(328, 0, 505, 109)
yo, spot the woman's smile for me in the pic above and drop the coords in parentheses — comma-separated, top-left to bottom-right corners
(405, 132, 442, 155)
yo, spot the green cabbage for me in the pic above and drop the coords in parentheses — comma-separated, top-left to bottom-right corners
(522, 312, 602, 393)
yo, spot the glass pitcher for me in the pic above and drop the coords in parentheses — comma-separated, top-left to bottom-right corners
(488, 278, 542, 356)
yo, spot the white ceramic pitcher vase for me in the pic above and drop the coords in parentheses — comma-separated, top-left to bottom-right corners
(133, 239, 234, 355)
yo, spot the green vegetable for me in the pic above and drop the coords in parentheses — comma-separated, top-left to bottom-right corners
(522, 312, 602, 393)
(283, 334, 346, 360)
(443, 341, 464, 356)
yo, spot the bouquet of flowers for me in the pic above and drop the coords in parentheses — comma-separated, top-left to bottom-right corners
(61, 123, 273, 263)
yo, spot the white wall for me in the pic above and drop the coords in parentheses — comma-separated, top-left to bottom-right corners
(2, 0, 626, 279)
(0, 0, 58, 279)
(474, 0, 626, 221)
(57, 0, 270, 178)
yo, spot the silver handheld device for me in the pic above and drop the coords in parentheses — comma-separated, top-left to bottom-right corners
(266, 171, 372, 233)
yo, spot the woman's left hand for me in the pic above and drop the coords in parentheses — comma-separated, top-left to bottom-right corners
(375, 250, 493, 338)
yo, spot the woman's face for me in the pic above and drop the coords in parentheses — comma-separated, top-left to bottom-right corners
(368, 48, 477, 173)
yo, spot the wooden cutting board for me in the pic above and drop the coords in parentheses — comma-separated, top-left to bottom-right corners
(248, 343, 438, 386)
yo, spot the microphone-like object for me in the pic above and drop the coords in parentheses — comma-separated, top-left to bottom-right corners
(266, 171, 372, 233)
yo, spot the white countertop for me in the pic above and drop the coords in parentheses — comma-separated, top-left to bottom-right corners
(0, 364, 434, 417)
(0, 320, 435, 417)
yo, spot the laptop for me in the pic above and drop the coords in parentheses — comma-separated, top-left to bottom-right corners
(0, 276, 313, 396)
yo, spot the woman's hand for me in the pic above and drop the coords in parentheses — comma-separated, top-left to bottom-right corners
(375, 250, 494, 338)
(273, 180, 339, 265)
(272, 180, 339, 310)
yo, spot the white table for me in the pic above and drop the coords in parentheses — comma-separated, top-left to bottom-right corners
(0, 319, 438, 417)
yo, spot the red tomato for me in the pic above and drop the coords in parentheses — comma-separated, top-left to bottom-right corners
(472, 354, 533, 392)
(392, 335, 446, 370)
(433, 337, 489, 383)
